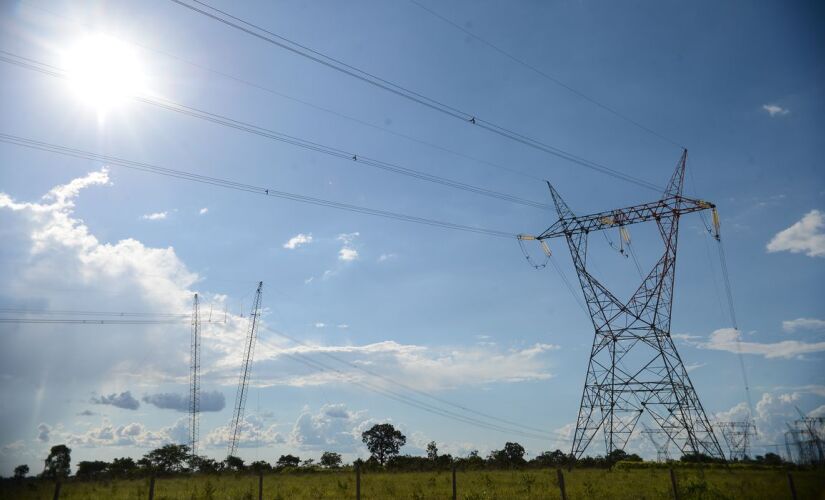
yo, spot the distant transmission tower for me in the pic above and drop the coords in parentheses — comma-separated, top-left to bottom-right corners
(189, 293, 200, 459)
(227, 281, 263, 458)
(528, 151, 724, 459)
(642, 423, 671, 462)
(718, 421, 755, 460)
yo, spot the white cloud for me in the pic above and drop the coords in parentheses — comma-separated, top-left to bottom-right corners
(714, 391, 815, 452)
(204, 414, 284, 449)
(337, 232, 360, 261)
(91, 391, 140, 410)
(199, 207, 208, 215)
(65, 418, 188, 448)
(762, 104, 789, 117)
(283, 233, 313, 249)
(142, 390, 225, 412)
(338, 248, 358, 261)
(782, 318, 825, 333)
(378, 253, 396, 262)
(337, 324, 349, 329)
(315, 322, 326, 328)
(256, 340, 559, 391)
(0, 169, 252, 400)
(700, 328, 825, 359)
(766, 210, 825, 257)
(289, 404, 371, 452)
(141, 211, 168, 221)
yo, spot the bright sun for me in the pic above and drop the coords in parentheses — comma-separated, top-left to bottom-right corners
(64, 34, 146, 110)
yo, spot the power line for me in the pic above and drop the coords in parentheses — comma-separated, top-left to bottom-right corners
(262, 325, 563, 438)
(0, 50, 550, 211)
(0, 132, 517, 239)
(18, 0, 545, 184)
(407, 0, 683, 149)
(0, 307, 188, 317)
(169, 0, 664, 192)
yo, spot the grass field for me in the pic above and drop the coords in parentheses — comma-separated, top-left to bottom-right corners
(2, 468, 824, 499)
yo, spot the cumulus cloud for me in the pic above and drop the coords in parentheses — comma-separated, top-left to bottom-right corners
(289, 404, 374, 452)
(204, 414, 285, 449)
(91, 391, 140, 410)
(782, 318, 825, 333)
(766, 210, 825, 258)
(283, 233, 313, 249)
(377, 253, 396, 262)
(762, 104, 789, 117)
(714, 391, 812, 451)
(0, 169, 251, 391)
(700, 328, 825, 359)
(337, 232, 359, 261)
(141, 211, 168, 220)
(142, 391, 225, 412)
(199, 207, 208, 215)
(65, 418, 188, 448)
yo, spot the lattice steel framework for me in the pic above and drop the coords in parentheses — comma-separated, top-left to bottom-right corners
(536, 151, 724, 459)
(642, 423, 671, 462)
(189, 293, 200, 459)
(718, 421, 755, 460)
(227, 281, 263, 458)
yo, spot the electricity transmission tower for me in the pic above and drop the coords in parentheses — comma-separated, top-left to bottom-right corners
(227, 281, 263, 458)
(189, 293, 201, 459)
(531, 151, 724, 459)
(718, 421, 755, 460)
(642, 423, 671, 462)
(784, 409, 824, 464)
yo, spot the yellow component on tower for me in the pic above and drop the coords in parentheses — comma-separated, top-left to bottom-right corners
(540, 241, 552, 256)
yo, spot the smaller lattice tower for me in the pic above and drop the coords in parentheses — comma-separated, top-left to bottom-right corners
(227, 282, 263, 458)
(189, 293, 201, 459)
(718, 421, 755, 461)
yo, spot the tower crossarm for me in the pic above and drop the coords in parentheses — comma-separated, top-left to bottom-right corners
(537, 196, 715, 240)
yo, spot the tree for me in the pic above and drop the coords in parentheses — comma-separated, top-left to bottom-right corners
(43, 445, 71, 478)
(532, 449, 567, 467)
(76, 460, 109, 479)
(320, 451, 342, 468)
(276, 454, 300, 468)
(427, 441, 439, 461)
(224, 455, 245, 472)
(756, 452, 784, 466)
(249, 460, 272, 473)
(489, 442, 526, 468)
(109, 457, 137, 477)
(361, 423, 406, 466)
(142, 444, 190, 474)
(190, 456, 222, 474)
(13, 464, 29, 479)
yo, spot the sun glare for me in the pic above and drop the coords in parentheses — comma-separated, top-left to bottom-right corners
(64, 34, 146, 111)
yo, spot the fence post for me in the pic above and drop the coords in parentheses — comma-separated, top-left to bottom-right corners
(258, 472, 263, 500)
(556, 468, 567, 500)
(451, 463, 457, 500)
(787, 471, 798, 500)
(52, 481, 61, 500)
(148, 475, 155, 500)
(669, 468, 679, 500)
(355, 462, 361, 500)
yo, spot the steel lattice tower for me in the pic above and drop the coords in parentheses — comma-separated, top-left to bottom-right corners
(642, 423, 671, 462)
(718, 421, 755, 460)
(227, 281, 263, 458)
(189, 293, 201, 459)
(535, 151, 724, 459)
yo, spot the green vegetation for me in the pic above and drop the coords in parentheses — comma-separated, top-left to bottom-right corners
(2, 467, 824, 499)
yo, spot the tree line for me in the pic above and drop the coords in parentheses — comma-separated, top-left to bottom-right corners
(9, 422, 787, 479)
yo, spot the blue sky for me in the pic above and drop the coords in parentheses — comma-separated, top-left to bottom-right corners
(1, 0, 823, 474)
